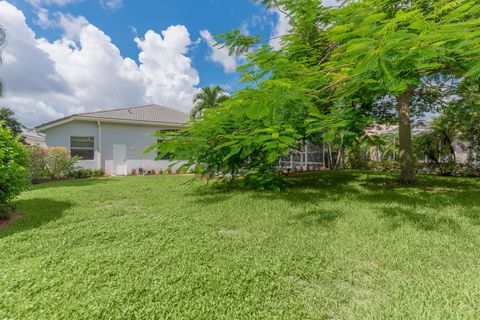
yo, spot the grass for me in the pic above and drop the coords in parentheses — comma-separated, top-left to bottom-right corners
(1, 171, 480, 319)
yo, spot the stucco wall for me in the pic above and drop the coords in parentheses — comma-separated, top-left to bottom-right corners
(44, 121, 100, 170)
(43, 120, 181, 175)
(100, 122, 171, 174)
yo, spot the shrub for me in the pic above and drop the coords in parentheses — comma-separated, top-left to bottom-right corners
(68, 169, 105, 179)
(416, 162, 480, 178)
(367, 160, 399, 172)
(0, 124, 30, 214)
(30, 147, 79, 181)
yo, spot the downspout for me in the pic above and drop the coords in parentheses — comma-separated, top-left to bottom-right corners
(97, 121, 102, 170)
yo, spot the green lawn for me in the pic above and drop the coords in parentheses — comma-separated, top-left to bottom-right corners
(1, 171, 480, 319)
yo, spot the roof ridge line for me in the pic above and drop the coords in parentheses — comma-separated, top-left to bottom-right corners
(77, 104, 188, 116)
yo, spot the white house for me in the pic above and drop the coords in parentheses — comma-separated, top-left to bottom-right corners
(36, 104, 188, 176)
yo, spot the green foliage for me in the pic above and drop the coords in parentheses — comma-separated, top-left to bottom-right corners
(30, 147, 79, 181)
(0, 107, 24, 139)
(0, 25, 5, 97)
(0, 123, 29, 213)
(68, 168, 105, 179)
(414, 118, 457, 164)
(327, 0, 480, 97)
(152, 0, 480, 188)
(152, 0, 369, 189)
(325, 0, 480, 182)
(443, 79, 480, 161)
(190, 85, 229, 119)
(416, 162, 480, 178)
(215, 29, 261, 55)
(149, 86, 306, 190)
(307, 106, 371, 148)
(367, 160, 400, 172)
(344, 133, 399, 170)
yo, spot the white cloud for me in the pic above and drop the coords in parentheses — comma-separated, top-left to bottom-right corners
(27, 0, 124, 11)
(34, 8, 54, 28)
(134, 26, 200, 111)
(239, 22, 250, 36)
(200, 29, 239, 74)
(37, 13, 147, 112)
(0, 1, 200, 127)
(100, 0, 123, 11)
(26, 0, 80, 7)
(269, 8, 290, 50)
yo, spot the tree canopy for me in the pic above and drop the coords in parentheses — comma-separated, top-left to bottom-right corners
(152, 0, 480, 189)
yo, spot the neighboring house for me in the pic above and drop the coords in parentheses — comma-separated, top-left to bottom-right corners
(36, 104, 188, 176)
(22, 128, 46, 147)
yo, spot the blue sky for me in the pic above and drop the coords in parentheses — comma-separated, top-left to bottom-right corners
(0, 0, 283, 126)
(9, 0, 275, 88)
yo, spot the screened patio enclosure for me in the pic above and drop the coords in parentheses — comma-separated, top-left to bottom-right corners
(279, 141, 327, 171)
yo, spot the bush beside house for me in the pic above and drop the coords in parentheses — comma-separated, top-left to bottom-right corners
(30, 147, 78, 182)
(30, 147, 104, 182)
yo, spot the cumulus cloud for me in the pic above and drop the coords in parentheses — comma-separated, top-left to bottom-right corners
(37, 14, 147, 112)
(200, 29, 239, 74)
(134, 26, 199, 110)
(0, 1, 200, 127)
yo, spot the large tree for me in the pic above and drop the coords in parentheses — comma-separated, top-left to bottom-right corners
(190, 86, 229, 120)
(325, 0, 480, 183)
(153, 0, 480, 189)
(221, 0, 480, 183)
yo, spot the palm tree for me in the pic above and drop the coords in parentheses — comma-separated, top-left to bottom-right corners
(431, 117, 457, 163)
(190, 85, 229, 120)
(0, 25, 6, 97)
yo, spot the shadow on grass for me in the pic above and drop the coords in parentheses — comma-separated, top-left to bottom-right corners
(186, 171, 480, 232)
(380, 206, 461, 232)
(32, 177, 117, 190)
(0, 198, 73, 238)
(294, 208, 345, 228)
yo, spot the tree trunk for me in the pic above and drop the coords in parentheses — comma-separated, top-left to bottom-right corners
(397, 86, 416, 184)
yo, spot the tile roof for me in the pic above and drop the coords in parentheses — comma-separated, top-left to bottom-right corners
(76, 104, 189, 124)
(36, 104, 189, 130)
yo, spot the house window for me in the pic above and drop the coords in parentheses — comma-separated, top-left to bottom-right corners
(70, 136, 95, 160)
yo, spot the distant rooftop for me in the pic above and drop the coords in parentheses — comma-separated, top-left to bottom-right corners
(36, 104, 189, 130)
(365, 122, 431, 137)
